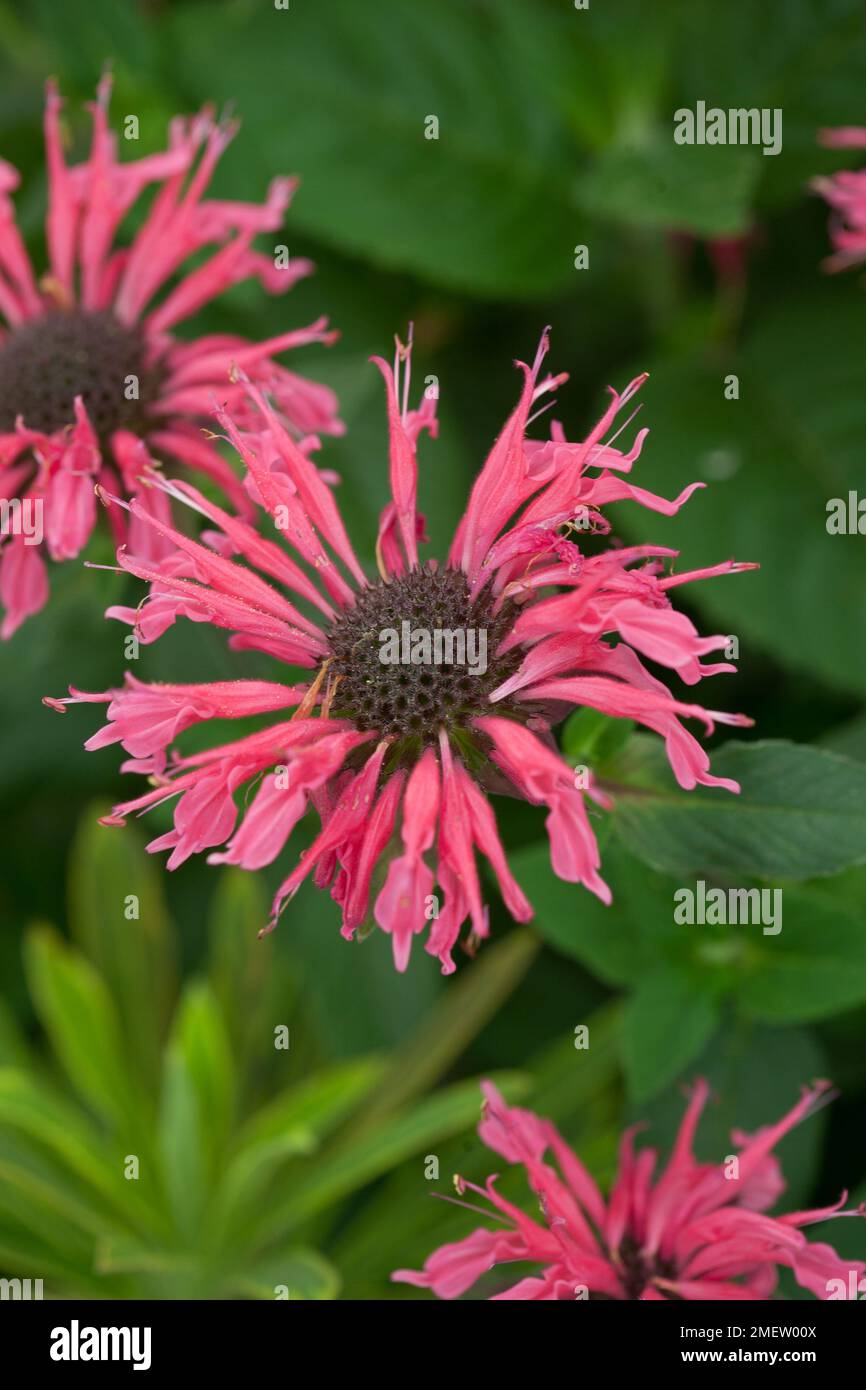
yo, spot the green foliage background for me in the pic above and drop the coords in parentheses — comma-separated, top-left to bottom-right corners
(0, 0, 865, 1298)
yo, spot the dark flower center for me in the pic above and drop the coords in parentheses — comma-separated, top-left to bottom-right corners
(327, 566, 521, 748)
(0, 309, 159, 442)
(616, 1234, 679, 1300)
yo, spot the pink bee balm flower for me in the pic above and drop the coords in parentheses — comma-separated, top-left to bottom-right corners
(393, 1079, 866, 1300)
(0, 75, 341, 637)
(48, 330, 753, 974)
(813, 125, 866, 270)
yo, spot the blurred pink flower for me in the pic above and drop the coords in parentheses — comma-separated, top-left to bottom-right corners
(49, 331, 752, 973)
(393, 1079, 866, 1300)
(813, 125, 866, 271)
(0, 75, 341, 636)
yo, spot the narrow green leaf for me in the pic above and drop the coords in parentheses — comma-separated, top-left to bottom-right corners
(173, 982, 236, 1167)
(207, 868, 273, 1062)
(257, 1072, 528, 1239)
(24, 926, 140, 1129)
(68, 811, 176, 1093)
(349, 930, 539, 1130)
(237, 1057, 386, 1154)
(215, 1058, 386, 1237)
(157, 1046, 206, 1243)
(229, 1247, 340, 1301)
(156, 982, 236, 1237)
(0, 1069, 162, 1236)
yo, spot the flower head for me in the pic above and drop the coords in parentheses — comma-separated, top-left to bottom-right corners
(813, 125, 866, 271)
(0, 75, 341, 636)
(393, 1079, 866, 1300)
(48, 330, 753, 974)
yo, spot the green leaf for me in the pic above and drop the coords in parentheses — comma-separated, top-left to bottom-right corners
(561, 709, 635, 769)
(0, 1127, 120, 1245)
(215, 1058, 386, 1237)
(157, 1045, 206, 1243)
(177, 984, 236, 1155)
(350, 929, 539, 1129)
(613, 739, 866, 880)
(637, 1020, 827, 1209)
(0, 1229, 100, 1293)
(515, 825, 866, 1032)
(618, 291, 866, 696)
(163, 0, 578, 298)
(737, 879, 866, 1023)
(159, 982, 236, 1220)
(236, 1057, 386, 1155)
(229, 1247, 340, 1301)
(258, 1072, 528, 1239)
(621, 971, 721, 1101)
(68, 811, 176, 1093)
(577, 139, 759, 238)
(94, 1238, 201, 1277)
(0, 1069, 162, 1236)
(0, 1001, 33, 1070)
(207, 868, 272, 1062)
(510, 836, 676, 986)
(23, 926, 140, 1129)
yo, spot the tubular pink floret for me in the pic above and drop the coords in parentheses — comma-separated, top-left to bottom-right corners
(393, 1080, 866, 1300)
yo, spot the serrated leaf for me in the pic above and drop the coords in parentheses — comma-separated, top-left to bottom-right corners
(614, 740, 866, 880)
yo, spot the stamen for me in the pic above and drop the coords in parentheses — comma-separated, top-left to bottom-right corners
(292, 660, 330, 719)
